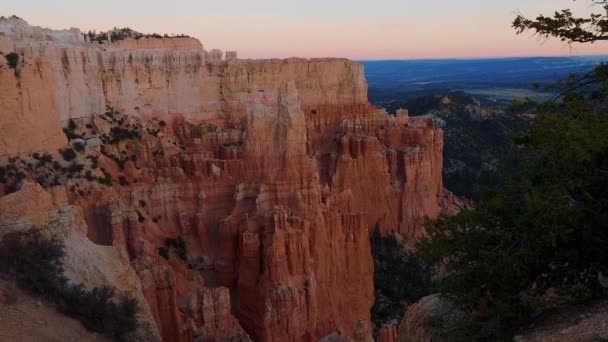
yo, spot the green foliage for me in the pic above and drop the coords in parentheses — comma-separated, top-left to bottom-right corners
(5, 52, 19, 69)
(158, 246, 169, 260)
(0, 231, 138, 339)
(419, 5, 608, 336)
(60, 148, 77, 162)
(4, 183, 18, 194)
(164, 237, 187, 262)
(85, 27, 190, 43)
(86, 155, 99, 169)
(371, 228, 433, 327)
(73, 141, 85, 153)
(513, 2, 608, 44)
(0, 161, 27, 194)
(68, 119, 77, 131)
(418, 73, 608, 337)
(67, 163, 84, 174)
(0, 231, 67, 299)
(118, 175, 129, 186)
(99, 168, 113, 185)
(109, 126, 140, 143)
(60, 285, 138, 338)
(63, 120, 84, 141)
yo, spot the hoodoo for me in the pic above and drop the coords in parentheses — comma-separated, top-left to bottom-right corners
(0, 18, 459, 341)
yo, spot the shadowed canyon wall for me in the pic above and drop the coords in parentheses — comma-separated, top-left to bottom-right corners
(0, 18, 460, 341)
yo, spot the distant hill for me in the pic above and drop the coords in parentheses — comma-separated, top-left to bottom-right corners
(361, 56, 606, 107)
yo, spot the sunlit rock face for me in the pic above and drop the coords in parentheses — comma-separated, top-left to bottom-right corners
(0, 18, 458, 341)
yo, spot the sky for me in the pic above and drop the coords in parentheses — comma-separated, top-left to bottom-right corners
(3, 0, 608, 59)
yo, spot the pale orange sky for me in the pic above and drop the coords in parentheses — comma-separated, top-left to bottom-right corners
(4, 0, 608, 59)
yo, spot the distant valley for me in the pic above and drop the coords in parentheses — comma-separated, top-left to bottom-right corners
(361, 56, 607, 107)
(361, 57, 608, 201)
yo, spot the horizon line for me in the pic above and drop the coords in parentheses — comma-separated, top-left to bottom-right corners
(356, 53, 608, 62)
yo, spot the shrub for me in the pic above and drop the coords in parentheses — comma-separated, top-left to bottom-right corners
(5, 52, 19, 70)
(164, 237, 187, 262)
(0, 231, 67, 300)
(67, 119, 77, 131)
(60, 285, 138, 338)
(418, 109, 608, 338)
(63, 127, 84, 141)
(85, 171, 95, 181)
(4, 183, 18, 194)
(73, 142, 85, 153)
(60, 148, 77, 162)
(86, 155, 99, 168)
(67, 163, 84, 174)
(99, 169, 112, 185)
(158, 247, 169, 260)
(0, 230, 138, 338)
(118, 175, 129, 186)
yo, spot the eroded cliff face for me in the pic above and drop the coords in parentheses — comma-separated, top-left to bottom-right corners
(0, 17, 369, 156)
(0, 18, 455, 341)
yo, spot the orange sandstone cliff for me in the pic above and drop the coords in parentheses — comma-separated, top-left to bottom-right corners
(0, 18, 456, 341)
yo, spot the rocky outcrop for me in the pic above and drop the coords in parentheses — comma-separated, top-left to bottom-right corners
(0, 277, 107, 341)
(377, 324, 398, 342)
(397, 294, 468, 342)
(516, 299, 608, 342)
(0, 182, 161, 341)
(0, 18, 460, 342)
(0, 18, 369, 155)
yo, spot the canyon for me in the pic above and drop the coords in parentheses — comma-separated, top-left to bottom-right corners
(0, 17, 461, 341)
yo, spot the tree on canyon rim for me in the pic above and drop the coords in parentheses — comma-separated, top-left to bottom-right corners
(417, 0, 608, 338)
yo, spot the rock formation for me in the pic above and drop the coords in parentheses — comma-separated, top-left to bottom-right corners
(0, 182, 161, 341)
(0, 18, 459, 341)
(397, 294, 468, 342)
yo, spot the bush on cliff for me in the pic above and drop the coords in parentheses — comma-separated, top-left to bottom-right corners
(0, 230, 138, 339)
(73, 141, 85, 153)
(5, 52, 19, 69)
(158, 246, 169, 260)
(164, 236, 187, 262)
(118, 175, 129, 186)
(61, 284, 138, 338)
(0, 231, 67, 299)
(60, 148, 77, 162)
